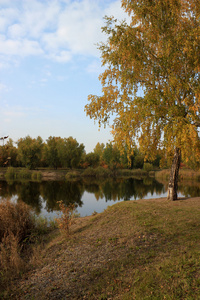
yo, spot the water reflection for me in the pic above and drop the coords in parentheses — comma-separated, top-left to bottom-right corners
(0, 177, 199, 217)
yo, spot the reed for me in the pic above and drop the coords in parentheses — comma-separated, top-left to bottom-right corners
(0, 200, 35, 289)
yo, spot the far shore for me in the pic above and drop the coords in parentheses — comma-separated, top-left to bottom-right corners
(1, 167, 200, 182)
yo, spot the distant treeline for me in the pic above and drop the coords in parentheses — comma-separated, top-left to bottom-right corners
(0, 135, 194, 170)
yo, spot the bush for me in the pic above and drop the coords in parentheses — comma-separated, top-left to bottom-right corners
(82, 167, 112, 178)
(56, 201, 75, 236)
(143, 163, 154, 172)
(82, 167, 96, 177)
(66, 171, 80, 180)
(31, 171, 42, 181)
(4, 167, 16, 180)
(94, 166, 112, 177)
(18, 169, 31, 179)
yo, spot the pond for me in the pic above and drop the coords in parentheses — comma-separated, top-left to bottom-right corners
(0, 177, 200, 219)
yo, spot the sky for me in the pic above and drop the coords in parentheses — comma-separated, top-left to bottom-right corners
(0, 0, 129, 153)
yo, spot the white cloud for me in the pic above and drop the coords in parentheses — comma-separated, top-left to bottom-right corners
(7, 23, 26, 39)
(0, 35, 43, 56)
(0, 7, 18, 31)
(0, 0, 129, 63)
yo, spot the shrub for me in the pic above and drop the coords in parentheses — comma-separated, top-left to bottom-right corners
(18, 169, 31, 179)
(31, 171, 42, 181)
(82, 167, 112, 178)
(82, 167, 96, 177)
(56, 201, 75, 236)
(143, 163, 154, 172)
(4, 167, 16, 180)
(66, 171, 80, 180)
(94, 166, 112, 177)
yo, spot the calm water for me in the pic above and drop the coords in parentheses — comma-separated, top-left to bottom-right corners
(0, 177, 199, 218)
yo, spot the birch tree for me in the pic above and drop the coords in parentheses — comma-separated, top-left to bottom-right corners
(85, 0, 200, 200)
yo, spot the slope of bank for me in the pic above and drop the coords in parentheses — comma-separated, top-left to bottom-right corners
(8, 197, 200, 300)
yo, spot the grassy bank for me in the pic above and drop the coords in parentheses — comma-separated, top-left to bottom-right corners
(0, 167, 149, 182)
(155, 168, 200, 181)
(2, 167, 200, 182)
(7, 197, 200, 299)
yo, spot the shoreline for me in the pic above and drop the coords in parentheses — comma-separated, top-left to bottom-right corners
(1, 167, 200, 182)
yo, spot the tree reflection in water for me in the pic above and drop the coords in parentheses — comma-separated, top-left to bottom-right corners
(0, 177, 199, 217)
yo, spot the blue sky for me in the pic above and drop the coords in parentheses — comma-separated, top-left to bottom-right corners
(0, 0, 128, 153)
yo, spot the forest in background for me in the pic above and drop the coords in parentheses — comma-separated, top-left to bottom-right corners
(0, 135, 197, 171)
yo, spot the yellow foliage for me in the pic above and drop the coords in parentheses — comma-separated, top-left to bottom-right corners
(85, 0, 200, 165)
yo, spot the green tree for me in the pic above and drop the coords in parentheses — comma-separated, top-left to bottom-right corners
(5, 138, 18, 167)
(58, 137, 85, 169)
(93, 142, 105, 161)
(17, 136, 44, 169)
(85, 0, 200, 200)
(85, 152, 100, 168)
(131, 148, 144, 169)
(103, 142, 121, 168)
(45, 136, 61, 169)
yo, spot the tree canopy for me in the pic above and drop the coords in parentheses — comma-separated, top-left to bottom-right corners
(85, 0, 200, 165)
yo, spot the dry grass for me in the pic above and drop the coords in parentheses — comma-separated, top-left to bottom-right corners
(0, 200, 35, 243)
(0, 200, 36, 291)
(8, 197, 200, 300)
(0, 200, 57, 296)
(156, 168, 200, 181)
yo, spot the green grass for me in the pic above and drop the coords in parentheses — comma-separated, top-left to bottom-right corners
(4, 167, 42, 181)
(85, 199, 200, 299)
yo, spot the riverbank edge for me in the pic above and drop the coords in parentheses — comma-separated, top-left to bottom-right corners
(0, 167, 150, 181)
(1, 167, 200, 181)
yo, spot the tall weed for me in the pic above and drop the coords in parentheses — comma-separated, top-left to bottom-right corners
(0, 200, 36, 290)
(0, 200, 35, 243)
(56, 201, 75, 236)
(0, 232, 23, 279)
